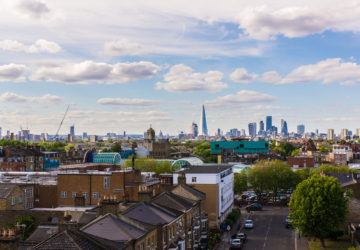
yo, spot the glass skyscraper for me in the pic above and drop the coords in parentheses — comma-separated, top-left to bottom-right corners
(266, 116, 272, 132)
(200, 104, 208, 136)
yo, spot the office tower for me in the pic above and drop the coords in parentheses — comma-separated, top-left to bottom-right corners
(70, 125, 75, 138)
(123, 131, 126, 137)
(341, 129, 348, 140)
(241, 129, 246, 136)
(6, 130, 10, 138)
(281, 119, 288, 136)
(200, 104, 208, 136)
(357, 128, 360, 137)
(0, 127, 2, 139)
(297, 124, 305, 136)
(21, 130, 30, 141)
(315, 129, 319, 136)
(191, 122, 199, 137)
(271, 126, 278, 136)
(217, 128, 221, 136)
(327, 129, 334, 140)
(248, 122, 257, 138)
(82, 132, 88, 139)
(266, 116, 272, 132)
(259, 121, 264, 132)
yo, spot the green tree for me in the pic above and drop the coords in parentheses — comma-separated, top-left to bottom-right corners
(11, 215, 35, 240)
(194, 142, 217, 163)
(102, 143, 122, 153)
(313, 164, 356, 174)
(38, 142, 66, 152)
(247, 161, 271, 196)
(273, 142, 298, 157)
(289, 175, 348, 248)
(124, 158, 176, 174)
(234, 170, 248, 194)
(318, 145, 332, 153)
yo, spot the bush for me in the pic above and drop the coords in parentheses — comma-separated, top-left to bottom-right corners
(328, 228, 344, 240)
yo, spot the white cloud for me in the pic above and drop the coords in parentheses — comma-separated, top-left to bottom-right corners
(230, 68, 258, 83)
(262, 58, 360, 85)
(0, 92, 63, 104)
(17, 0, 50, 19)
(205, 90, 277, 108)
(156, 64, 228, 93)
(30, 60, 160, 84)
(0, 39, 61, 53)
(0, 63, 26, 82)
(237, 3, 360, 40)
(96, 98, 162, 108)
(104, 39, 148, 56)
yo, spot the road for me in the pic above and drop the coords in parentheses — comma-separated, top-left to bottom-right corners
(239, 206, 294, 250)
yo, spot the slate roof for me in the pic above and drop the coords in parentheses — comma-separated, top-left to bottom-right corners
(81, 213, 146, 241)
(122, 201, 177, 225)
(78, 212, 97, 225)
(181, 165, 233, 174)
(32, 230, 109, 250)
(171, 184, 206, 202)
(0, 183, 17, 199)
(26, 226, 58, 245)
(152, 192, 195, 213)
(324, 172, 358, 186)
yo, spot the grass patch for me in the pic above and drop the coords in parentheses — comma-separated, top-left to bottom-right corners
(308, 235, 353, 250)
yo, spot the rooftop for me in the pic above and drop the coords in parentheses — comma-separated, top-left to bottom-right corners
(180, 164, 233, 174)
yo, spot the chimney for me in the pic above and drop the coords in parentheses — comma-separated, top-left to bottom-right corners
(97, 197, 120, 216)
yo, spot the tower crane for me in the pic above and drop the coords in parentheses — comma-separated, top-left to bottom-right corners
(54, 104, 70, 141)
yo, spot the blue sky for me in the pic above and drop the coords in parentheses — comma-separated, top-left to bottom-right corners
(0, 0, 360, 136)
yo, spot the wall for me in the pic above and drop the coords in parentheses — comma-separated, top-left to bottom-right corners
(0, 210, 65, 228)
(35, 185, 57, 208)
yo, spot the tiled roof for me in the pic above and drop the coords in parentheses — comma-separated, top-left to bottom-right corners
(81, 213, 145, 241)
(324, 172, 358, 186)
(122, 201, 177, 225)
(152, 192, 195, 213)
(180, 165, 233, 174)
(26, 226, 58, 244)
(33, 230, 108, 250)
(171, 184, 206, 201)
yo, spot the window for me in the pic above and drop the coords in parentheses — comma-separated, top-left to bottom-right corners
(11, 197, 16, 205)
(83, 192, 88, 199)
(104, 176, 110, 189)
(92, 192, 99, 199)
(72, 192, 77, 198)
(192, 177, 197, 183)
(18, 195, 23, 204)
(61, 191, 67, 198)
(25, 188, 33, 198)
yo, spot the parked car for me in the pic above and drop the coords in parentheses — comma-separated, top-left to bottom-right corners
(246, 203, 262, 212)
(280, 194, 287, 201)
(232, 232, 247, 243)
(244, 220, 254, 229)
(230, 238, 242, 249)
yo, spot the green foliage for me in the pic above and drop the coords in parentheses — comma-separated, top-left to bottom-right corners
(247, 160, 297, 197)
(291, 149, 300, 156)
(289, 175, 348, 248)
(0, 139, 28, 147)
(124, 158, 176, 174)
(64, 143, 75, 151)
(11, 215, 35, 240)
(273, 142, 298, 157)
(234, 170, 248, 194)
(318, 145, 332, 153)
(224, 209, 240, 226)
(38, 142, 66, 152)
(313, 164, 357, 174)
(102, 143, 122, 153)
(194, 142, 217, 163)
(294, 168, 312, 183)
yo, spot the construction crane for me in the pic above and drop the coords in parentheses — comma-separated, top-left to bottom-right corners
(54, 104, 70, 141)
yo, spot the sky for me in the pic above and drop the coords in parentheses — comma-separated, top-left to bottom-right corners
(1, 0, 360, 136)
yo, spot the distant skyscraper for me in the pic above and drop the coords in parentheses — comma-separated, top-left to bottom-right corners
(357, 128, 360, 137)
(266, 116, 272, 132)
(259, 121, 264, 132)
(191, 122, 199, 137)
(70, 125, 75, 137)
(241, 129, 246, 136)
(200, 104, 208, 136)
(327, 129, 334, 140)
(248, 122, 257, 138)
(297, 124, 305, 136)
(341, 129, 348, 140)
(0, 127, 2, 139)
(281, 119, 288, 136)
(82, 132, 88, 139)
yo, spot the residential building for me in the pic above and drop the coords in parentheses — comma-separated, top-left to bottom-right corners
(287, 156, 315, 169)
(0, 183, 34, 210)
(329, 144, 353, 165)
(357, 128, 360, 137)
(0, 146, 45, 171)
(327, 129, 335, 140)
(173, 165, 234, 228)
(341, 129, 349, 140)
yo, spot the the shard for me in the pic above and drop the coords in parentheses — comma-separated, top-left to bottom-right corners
(200, 104, 208, 136)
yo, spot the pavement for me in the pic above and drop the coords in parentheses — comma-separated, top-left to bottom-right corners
(215, 206, 309, 250)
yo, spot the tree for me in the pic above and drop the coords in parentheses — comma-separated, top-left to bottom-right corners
(313, 164, 357, 174)
(194, 142, 217, 163)
(102, 143, 122, 153)
(124, 158, 176, 174)
(289, 175, 348, 248)
(273, 142, 298, 157)
(234, 170, 248, 194)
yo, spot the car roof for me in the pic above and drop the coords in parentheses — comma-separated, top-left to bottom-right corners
(245, 220, 253, 222)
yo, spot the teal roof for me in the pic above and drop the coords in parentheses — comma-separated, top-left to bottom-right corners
(172, 157, 204, 171)
(211, 141, 269, 154)
(93, 153, 122, 165)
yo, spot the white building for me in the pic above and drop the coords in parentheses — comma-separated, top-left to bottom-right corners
(173, 165, 234, 227)
(332, 144, 353, 162)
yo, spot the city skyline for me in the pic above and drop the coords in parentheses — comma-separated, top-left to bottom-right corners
(1, 1, 360, 135)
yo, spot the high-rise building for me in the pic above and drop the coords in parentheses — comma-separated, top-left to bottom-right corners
(266, 116, 272, 132)
(82, 132, 88, 139)
(70, 125, 75, 138)
(259, 121, 264, 132)
(241, 129, 246, 137)
(340, 129, 348, 140)
(327, 129, 334, 140)
(0, 127, 2, 139)
(248, 122, 257, 138)
(356, 128, 360, 137)
(281, 119, 288, 136)
(297, 124, 305, 136)
(217, 128, 221, 136)
(200, 104, 208, 136)
(191, 122, 199, 137)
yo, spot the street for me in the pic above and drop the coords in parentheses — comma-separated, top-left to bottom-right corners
(227, 206, 295, 250)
